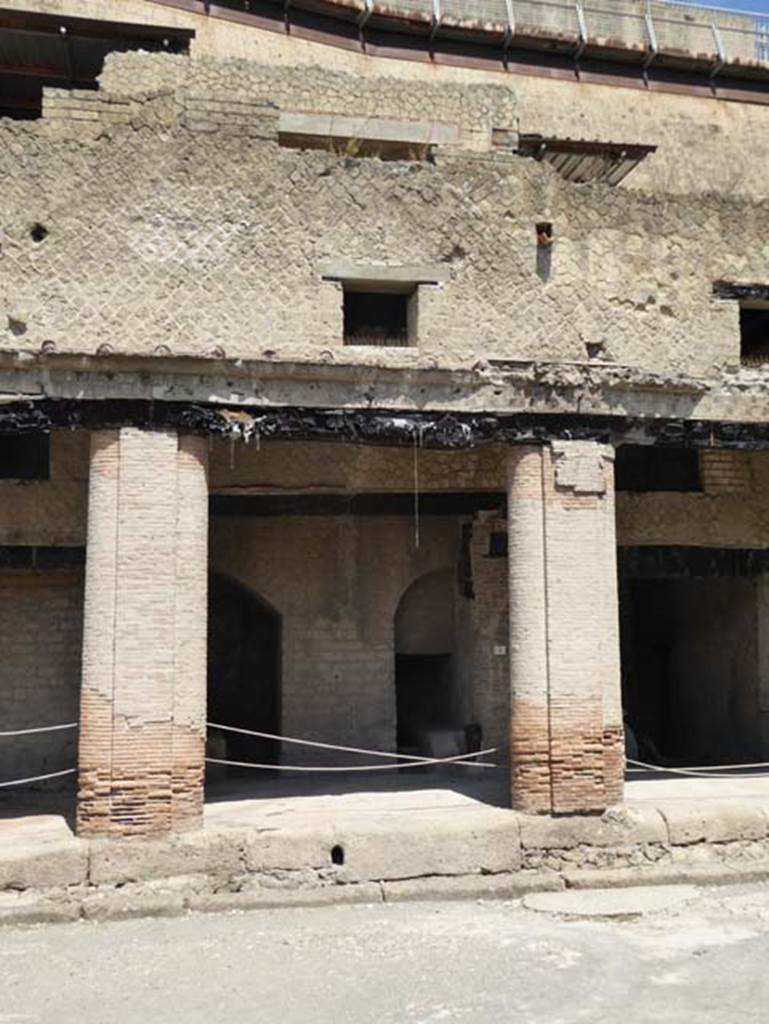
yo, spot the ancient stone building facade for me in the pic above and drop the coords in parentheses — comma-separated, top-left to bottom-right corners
(2, 0, 769, 834)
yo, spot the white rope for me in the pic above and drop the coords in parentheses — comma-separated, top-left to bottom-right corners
(208, 721, 490, 765)
(0, 723, 78, 738)
(0, 768, 77, 788)
(206, 749, 497, 772)
(631, 758, 769, 773)
(628, 758, 769, 780)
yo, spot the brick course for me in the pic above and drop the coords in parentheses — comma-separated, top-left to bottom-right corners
(0, 569, 83, 787)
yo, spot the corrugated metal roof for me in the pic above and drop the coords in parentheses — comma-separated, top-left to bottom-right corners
(515, 135, 657, 184)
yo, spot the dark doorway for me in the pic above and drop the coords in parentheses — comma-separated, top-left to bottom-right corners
(619, 575, 761, 766)
(395, 653, 453, 753)
(394, 569, 461, 756)
(207, 574, 281, 769)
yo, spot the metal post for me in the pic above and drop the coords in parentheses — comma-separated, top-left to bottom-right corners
(575, 1, 588, 62)
(59, 26, 73, 84)
(710, 21, 726, 78)
(643, 10, 658, 70)
(504, 0, 515, 51)
(359, 0, 373, 31)
(429, 0, 442, 45)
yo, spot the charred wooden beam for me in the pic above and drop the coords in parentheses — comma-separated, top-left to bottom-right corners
(713, 282, 769, 302)
(3, 398, 769, 450)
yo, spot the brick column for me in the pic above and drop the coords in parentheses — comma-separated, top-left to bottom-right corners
(507, 442, 623, 815)
(507, 447, 551, 813)
(77, 428, 208, 837)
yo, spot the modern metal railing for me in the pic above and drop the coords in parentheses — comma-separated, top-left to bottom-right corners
(354, 0, 769, 68)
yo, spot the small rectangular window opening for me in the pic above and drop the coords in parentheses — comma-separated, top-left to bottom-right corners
(0, 434, 50, 480)
(739, 304, 769, 366)
(615, 446, 701, 493)
(712, 283, 769, 367)
(343, 285, 417, 347)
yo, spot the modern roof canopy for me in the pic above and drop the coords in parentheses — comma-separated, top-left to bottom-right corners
(147, 0, 769, 94)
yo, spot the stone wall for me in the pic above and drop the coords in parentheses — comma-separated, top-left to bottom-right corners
(5, 0, 769, 197)
(2, 66, 767, 375)
(0, 569, 82, 788)
(210, 514, 461, 759)
(209, 440, 508, 493)
(617, 450, 769, 548)
(95, 49, 769, 201)
(453, 514, 509, 757)
(96, 52, 514, 152)
(209, 510, 511, 765)
(4, 435, 769, 789)
(6, 438, 769, 554)
(0, 432, 88, 546)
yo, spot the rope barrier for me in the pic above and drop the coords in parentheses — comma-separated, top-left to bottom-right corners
(627, 757, 769, 780)
(631, 758, 769, 773)
(205, 749, 497, 771)
(0, 768, 77, 788)
(0, 723, 78, 738)
(6, 721, 769, 785)
(0, 723, 79, 787)
(207, 721, 493, 766)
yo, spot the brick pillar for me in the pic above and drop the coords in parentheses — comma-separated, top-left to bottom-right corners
(507, 442, 623, 815)
(77, 428, 208, 837)
(507, 447, 551, 814)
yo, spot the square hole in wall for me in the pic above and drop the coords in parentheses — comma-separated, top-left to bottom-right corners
(739, 304, 769, 366)
(615, 446, 701, 493)
(343, 285, 417, 347)
(0, 434, 50, 480)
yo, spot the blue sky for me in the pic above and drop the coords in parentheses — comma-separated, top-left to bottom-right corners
(675, 0, 769, 13)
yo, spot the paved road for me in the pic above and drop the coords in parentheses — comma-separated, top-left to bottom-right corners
(1, 884, 769, 1023)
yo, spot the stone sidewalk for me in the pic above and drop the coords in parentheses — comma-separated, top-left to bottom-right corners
(3, 772, 769, 925)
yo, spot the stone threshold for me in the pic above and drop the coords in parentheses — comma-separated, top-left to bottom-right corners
(3, 794, 769, 926)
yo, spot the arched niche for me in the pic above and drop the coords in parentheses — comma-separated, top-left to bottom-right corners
(393, 568, 458, 754)
(395, 568, 454, 656)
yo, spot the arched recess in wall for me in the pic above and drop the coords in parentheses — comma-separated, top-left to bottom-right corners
(394, 567, 462, 755)
(207, 573, 282, 771)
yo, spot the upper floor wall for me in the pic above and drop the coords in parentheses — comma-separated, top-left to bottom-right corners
(3, 0, 769, 199)
(1, 62, 766, 377)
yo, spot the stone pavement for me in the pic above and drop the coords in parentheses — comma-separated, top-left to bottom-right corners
(2, 883, 769, 1023)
